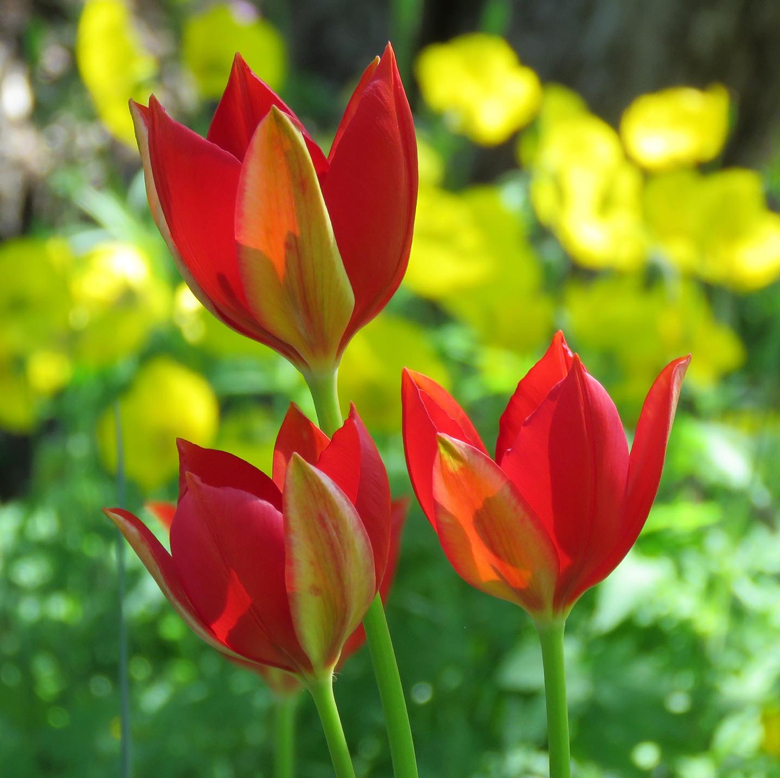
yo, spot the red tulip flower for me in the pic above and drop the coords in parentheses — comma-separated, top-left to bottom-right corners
(106, 404, 394, 682)
(402, 332, 690, 619)
(130, 45, 417, 376)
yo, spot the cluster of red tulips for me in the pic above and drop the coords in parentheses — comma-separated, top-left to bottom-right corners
(106, 44, 689, 778)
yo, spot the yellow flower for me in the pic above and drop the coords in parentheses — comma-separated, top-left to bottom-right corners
(339, 314, 449, 433)
(215, 405, 278, 474)
(97, 357, 219, 491)
(762, 706, 780, 757)
(0, 358, 37, 433)
(182, 3, 286, 99)
(69, 242, 169, 367)
(645, 168, 780, 291)
(76, 0, 157, 146)
(620, 85, 730, 171)
(416, 34, 541, 146)
(529, 112, 646, 270)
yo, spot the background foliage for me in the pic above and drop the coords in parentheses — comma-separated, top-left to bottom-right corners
(1, 1, 780, 776)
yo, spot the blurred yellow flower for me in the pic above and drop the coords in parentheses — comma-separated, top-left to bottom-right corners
(566, 275, 743, 414)
(416, 33, 541, 146)
(26, 350, 73, 396)
(69, 242, 169, 367)
(182, 3, 286, 99)
(645, 168, 780, 291)
(529, 112, 646, 270)
(620, 85, 730, 171)
(76, 0, 157, 146)
(762, 706, 780, 757)
(339, 314, 449, 433)
(215, 404, 279, 474)
(0, 358, 37, 433)
(417, 137, 446, 188)
(97, 357, 219, 491)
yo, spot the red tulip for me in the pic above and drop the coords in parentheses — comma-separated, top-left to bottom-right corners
(402, 332, 690, 618)
(106, 404, 392, 681)
(129, 45, 417, 375)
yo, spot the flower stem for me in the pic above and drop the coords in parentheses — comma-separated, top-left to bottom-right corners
(304, 367, 419, 778)
(303, 369, 343, 437)
(308, 676, 357, 778)
(274, 694, 298, 778)
(363, 594, 419, 778)
(535, 619, 571, 778)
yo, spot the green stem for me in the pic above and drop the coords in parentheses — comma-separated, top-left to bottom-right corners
(535, 619, 571, 778)
(308, 676, 357, 778)
(303, 369, 343, 437)
(274, 694, 298, 778)
(305, 367, 419, 778)
(363, 595, 419, 778)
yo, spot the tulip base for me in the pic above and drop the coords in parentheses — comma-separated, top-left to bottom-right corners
(308, 676, 357, 778)
(535, 619, 571, 778)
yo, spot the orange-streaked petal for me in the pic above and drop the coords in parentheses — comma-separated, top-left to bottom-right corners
(283, 455, 376, 674)
(496, 331, 574, 462)
(235, 107, 354, 371)
(402, 368, 487, 524)
(272, 403, 330, 490)
(432, 436, 558, 615)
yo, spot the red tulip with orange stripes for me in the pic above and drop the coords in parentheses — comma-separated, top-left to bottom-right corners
(129, 44, 417, 377)
(106, 404, 400, 684)
(402, 331, 690, 620)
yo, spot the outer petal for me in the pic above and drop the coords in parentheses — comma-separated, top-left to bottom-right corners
(322, 43, 418, 347)
(316, 405, 392, 585)
(272, 404, 330, 490)
(208, 53, 328, 173)
(501, 358, 629, 609)
(432, 436, 558, 615)
(402, 368, 488, 525)
(171, 477, 309, 673)
(235, 107, 355, 371)
(176, 438, 281, 510)
(496, 331, 574, 462)
(283, 456, 376, 674)
(339, 497, 409, 667)
(104, 508, 249, 663)
(587, 355, 691, 588)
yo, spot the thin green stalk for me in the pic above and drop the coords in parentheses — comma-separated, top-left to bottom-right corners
(535, 619, 571, 778)
(274, 694, 298, 778)
(308, 676, 357, 778)
(363, 595, 419, 778)
(113, 402, 131, 778)
(304, 367, 419, 778)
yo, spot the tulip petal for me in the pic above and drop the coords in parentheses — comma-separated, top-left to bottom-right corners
(283, 455, 376, 673)
(588, 355, 691, 588)
(176, 438, 282, 510)
(104, 508, 248, 663)
(208, 53, 328, 172)
(235, 107, 355, 370)
(402, 368, 487, 524)
(272, 404, 330, 490)
(432, 436, 558, 614)
(316, 405, 392, 585)
(501, 358, 629, 608)
(322, 43, 418, 345)
(171, 478, 309, 673)
(496, 331, 574, 462)
(145, 501, 176, 531)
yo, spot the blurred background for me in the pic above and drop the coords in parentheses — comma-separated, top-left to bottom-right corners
(1, 0, 780, 776)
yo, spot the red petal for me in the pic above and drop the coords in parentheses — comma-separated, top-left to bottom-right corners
(501, 358, 629, 610)
(272, 404, 330, 490)
(401, 368, 487, 525)
(283, 456, 376, 672)
(496, 331, 574, 462)
(322, 43, 418, 347)
(171, 478, 309, 674)
(145, 501, 176, 531)
(588, 355, 691, 588)
(432, 436, 558, 615)
(105, 508, 249, 662)
(176, 439, 282, 510)
(316, 405, 392, 585)
(208, 53, 327, 172)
